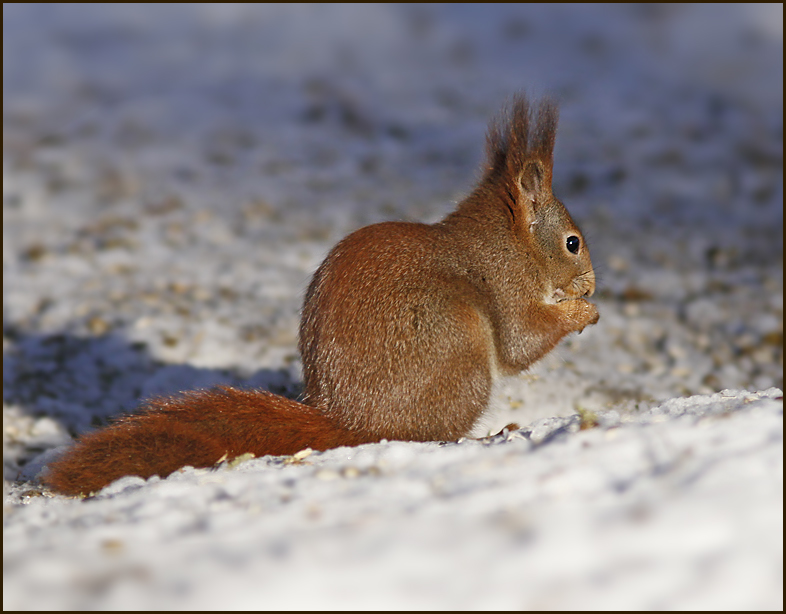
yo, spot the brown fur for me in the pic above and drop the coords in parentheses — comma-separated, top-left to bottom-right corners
(43, 94, 598, 496)
(44, 387, 369, 495)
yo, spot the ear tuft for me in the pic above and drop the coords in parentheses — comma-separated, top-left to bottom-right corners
(531, 99, 558, 168)
(483, 94, 558, 193)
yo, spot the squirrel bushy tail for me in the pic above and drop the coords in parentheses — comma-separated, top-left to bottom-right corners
(43, 387, 371, 496)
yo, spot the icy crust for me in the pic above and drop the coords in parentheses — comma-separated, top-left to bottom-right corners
(3, 389, 783, 609)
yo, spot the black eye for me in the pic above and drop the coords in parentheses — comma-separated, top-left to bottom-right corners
(566, 235, 580, 254)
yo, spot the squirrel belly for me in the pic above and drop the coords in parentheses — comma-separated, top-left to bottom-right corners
(41, 94, 599, 496)
(43, 387, 370, 496)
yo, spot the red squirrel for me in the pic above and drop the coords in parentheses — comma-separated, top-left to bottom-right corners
(43, 94, 599, 496)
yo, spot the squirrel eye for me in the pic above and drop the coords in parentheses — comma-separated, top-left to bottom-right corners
(566, 235, 580, 254)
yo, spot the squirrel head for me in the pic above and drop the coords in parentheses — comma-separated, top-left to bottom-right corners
(514, 156, 596, 305)
(452, 95, 595, 306)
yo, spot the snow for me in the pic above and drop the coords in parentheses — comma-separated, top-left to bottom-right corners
(3, 4, 783, 610)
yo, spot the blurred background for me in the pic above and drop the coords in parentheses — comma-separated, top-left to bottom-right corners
(4, 4, 782, 227)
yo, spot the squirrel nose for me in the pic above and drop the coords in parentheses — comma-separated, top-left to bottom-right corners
(582, 270, 596, 297)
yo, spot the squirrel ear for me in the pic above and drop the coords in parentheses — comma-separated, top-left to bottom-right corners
(518, 160, 547, 204)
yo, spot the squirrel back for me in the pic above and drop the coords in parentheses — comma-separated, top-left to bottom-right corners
(43, 94, 598, 496)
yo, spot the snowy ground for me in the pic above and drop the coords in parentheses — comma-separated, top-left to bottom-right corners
(3, 4, 783, 610)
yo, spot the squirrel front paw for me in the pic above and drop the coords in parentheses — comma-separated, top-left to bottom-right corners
(576, 298, 599, 331)
(559, 298, 599, 333)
